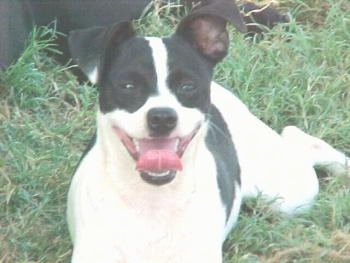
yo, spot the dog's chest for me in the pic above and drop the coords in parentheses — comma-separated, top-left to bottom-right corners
(70, 144, 226, 262)
(109, 194, 224, 262)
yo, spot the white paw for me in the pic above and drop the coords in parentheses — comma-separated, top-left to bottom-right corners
(282, 126, 349, 178)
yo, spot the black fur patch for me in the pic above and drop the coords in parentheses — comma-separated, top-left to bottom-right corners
(98, 38, 158, 113)
(205, 104, 240, 220)
(163, 36, 213, 113)
(73, 133, 97, 175)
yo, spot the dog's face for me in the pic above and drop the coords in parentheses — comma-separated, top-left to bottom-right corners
(68, 0, 245, 186)
(99, 35, 211, 185)
(99, 36, 211, 139)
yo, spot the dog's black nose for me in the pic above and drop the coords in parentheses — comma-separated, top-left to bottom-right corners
(147, 107, 178, 136)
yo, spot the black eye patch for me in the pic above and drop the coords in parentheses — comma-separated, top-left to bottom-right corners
(98, 38, 158, 113)
(99, 71, 157, 113)
(167, 70, 211, 112)
(163, 37, 213, 113)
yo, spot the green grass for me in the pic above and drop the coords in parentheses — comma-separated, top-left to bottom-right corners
(1, 0, 350, 262)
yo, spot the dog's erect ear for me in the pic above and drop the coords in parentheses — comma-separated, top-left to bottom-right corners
(68, 22, 135, 84)
(176, 0, 246, 64)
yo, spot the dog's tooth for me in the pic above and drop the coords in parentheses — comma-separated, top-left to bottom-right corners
(148, 171, 169, 177)
(133, 139, 139, 152)
(175, 138, 180, 148)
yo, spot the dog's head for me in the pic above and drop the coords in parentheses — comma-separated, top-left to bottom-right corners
(68, 0, 245, 186)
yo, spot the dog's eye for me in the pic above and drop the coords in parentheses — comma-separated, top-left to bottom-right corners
(178, 81, 197, 94)
(119, 82, 137, 91)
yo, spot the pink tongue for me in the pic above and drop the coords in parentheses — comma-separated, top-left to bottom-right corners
(136, 150, 183, 173)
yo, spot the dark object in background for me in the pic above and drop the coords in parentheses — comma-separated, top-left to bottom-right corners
(0, 0, 33, 72)
(0, 0, 245, 79)
(240, 2, 289, 38)
(0, 0, 287, 77)
(0, 0, 153, 75)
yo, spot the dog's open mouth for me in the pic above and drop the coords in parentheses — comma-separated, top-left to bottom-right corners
(113, 126, 199, 185)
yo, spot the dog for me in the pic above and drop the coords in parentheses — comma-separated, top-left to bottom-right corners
(66, 0, 349, 262)
(0, 0, 287, 76)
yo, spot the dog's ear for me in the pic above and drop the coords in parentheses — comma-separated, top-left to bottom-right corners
(68, 21, 135, 84)
(176, 0, 246, 64)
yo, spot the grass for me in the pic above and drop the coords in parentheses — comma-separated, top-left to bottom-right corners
(1, 0, 349, 262)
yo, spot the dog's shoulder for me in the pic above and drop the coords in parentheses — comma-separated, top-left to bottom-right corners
(204, 83, 242, 220)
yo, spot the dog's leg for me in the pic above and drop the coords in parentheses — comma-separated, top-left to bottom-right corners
(281, 126, 349, 178)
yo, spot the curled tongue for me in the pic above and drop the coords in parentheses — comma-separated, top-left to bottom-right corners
(136, 150, 183, 173)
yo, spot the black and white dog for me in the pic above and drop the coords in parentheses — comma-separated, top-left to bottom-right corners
(67, 0, 349, 262)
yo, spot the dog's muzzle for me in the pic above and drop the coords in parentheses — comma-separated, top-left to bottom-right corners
(113, 126, 199, 186)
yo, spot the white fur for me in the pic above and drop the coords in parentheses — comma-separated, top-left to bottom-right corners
(145, 37, 169, 94)
(223, 182, 242, 239)
(281, 125, 349, 177)
(104, 95, 204, 140)
(87, 67, 98, 84)
(210, 82, 348, 213)
(210, 82, 318, 213)
(68, 115, 227, 262)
